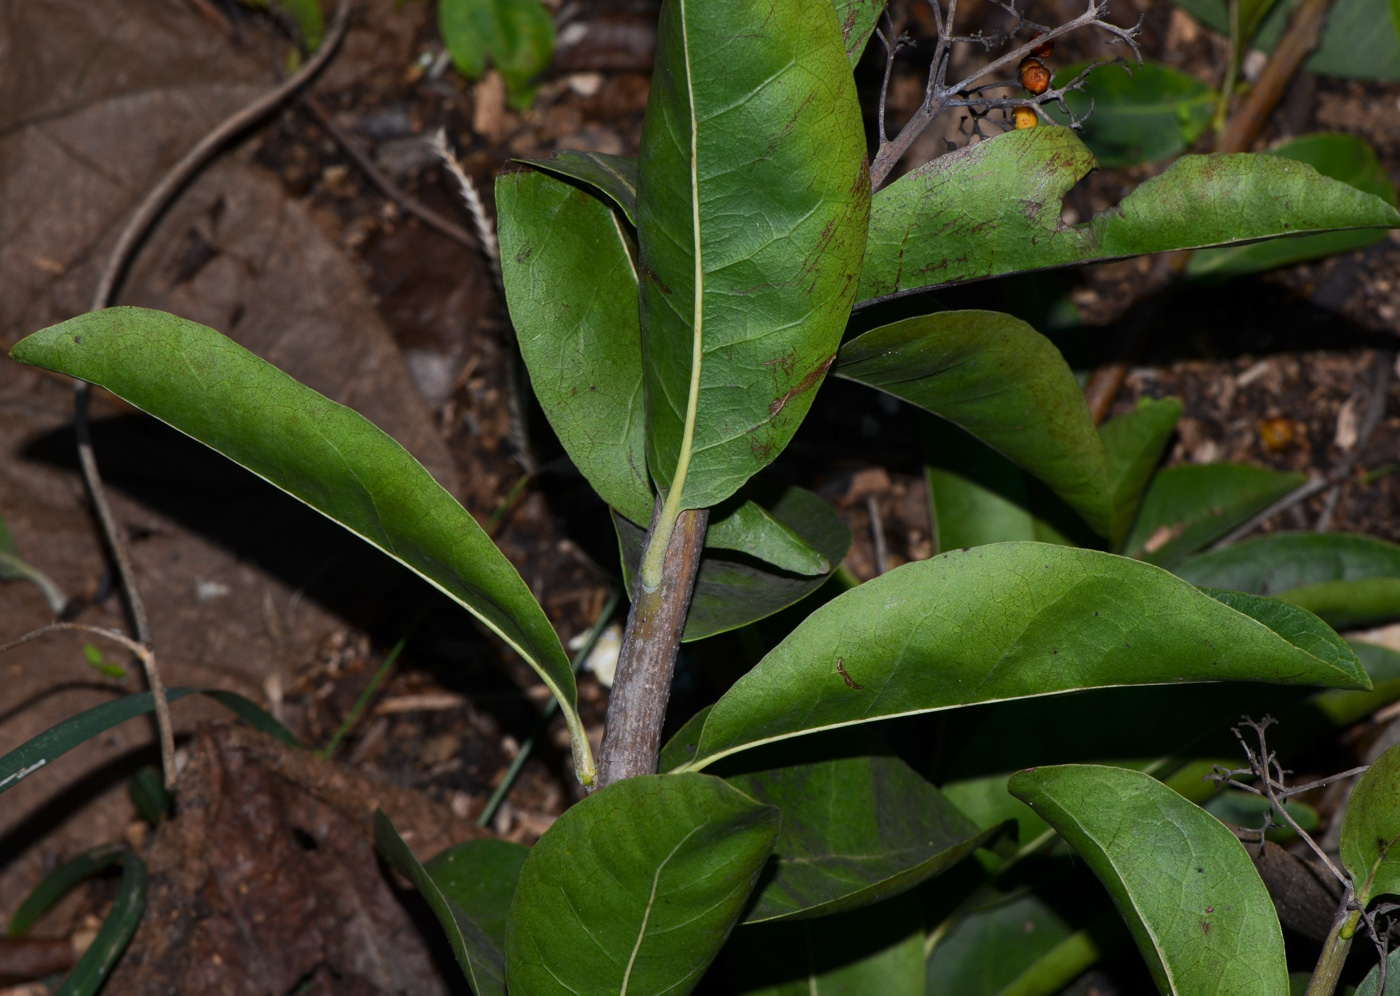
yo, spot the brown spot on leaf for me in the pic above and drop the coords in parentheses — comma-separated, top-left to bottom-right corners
(836, 658, 863, 690)
(768, 353, 836, 419)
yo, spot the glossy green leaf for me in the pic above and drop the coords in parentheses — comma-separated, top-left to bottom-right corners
(1313, 640, 1400, 728)
(707, 496, 831, 575)
(1045, 61, 1216, 167)
(922, 418, 1078, 552)
(497, 166, 653, 525)
(1357, 945, 1400, 995)
(1101, 397, 1183, 548)
(440, 0, 555, 106)
(505, 773, 780, 996)
(9, 310, 595, 785)
(636, 0, 870, 514)
(0, 512, 67, 613)
(659, 705, 713, 774)
(1341, 740, 1400, 907)
(0, 687, 298, 798)
(925, 888, 1081, 996)
(1189, 134, 1398, 279)
(836, 311, 1114, 535)
(926, 467, 1074, 551)
(9, 843, 126, 937)
(518, 150, 638, 223)
(425, 839, 531, 953)
(727, 754, 992, 922)
(671, 543, 1369, 771)
(615, 483, 851, 641)
(1175, 0, 1400, 81)
(857, 127, 1400, 307)
(729, 894, 925, 996)
(374, 811, 506, 996)
(1176, 532, 1400, 629)
(833, 0, 888, 66)
(1123, 463, 1306, 568)
(53, 850, 146, 996)
(1009, 764, 1289, 996)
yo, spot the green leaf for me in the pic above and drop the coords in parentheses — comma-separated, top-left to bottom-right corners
(857, 127, 1400, 307)
(1201, 791, 1319, 841)
(922, 418, 1078, 552)
(374, 811, 507, 996)
(1357, 945, 1400, 995)
(832, 0, 888, 66)
(1045, 61, 1216, 167)
(671, 543, 1370, 772)
(1176, 532, 1400, 629)
(728, 894, 925, 996)
(660, 705, 714, 774)
(0, 513, 67, 613)
(925, 888, 1081, 996)
(1008, 764, 1289, 996)
(516, 150, 638, 223)
(615, 483, 851, 641)
(1179, 0, 1400, 81)
(497, 166, 654, 525)
(707, 495, 831, 575)
(836, 311, 1113, 536)
(1189, 133, 1398, 279)
(1312, 639, 1400, 728)
(1122, 463, 1306, 568)
(727, 754, 992, 922)
(0, 687, 300, 798)
(53, 850, 146, 996)
(1341, 740, 1400, 907)
(440, 0, 555, 106)
(425, 839, 531, 953)
(926, 467, 1074, 550)
(9, 843, 127, 937)
(1100, 397, 1183, 548)
(505, 773, 780, 996)
(637, 0, 870, 515)
(8, 310, 594, 785)
(279, 0, 325, 50)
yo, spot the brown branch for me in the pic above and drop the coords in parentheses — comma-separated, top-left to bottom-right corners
(596, 500, 709, 789)
(869, 0, 1142, 191)
(1216, 0, 1334, 154)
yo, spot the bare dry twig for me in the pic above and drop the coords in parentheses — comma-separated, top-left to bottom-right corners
(869, 0, 1143, 190)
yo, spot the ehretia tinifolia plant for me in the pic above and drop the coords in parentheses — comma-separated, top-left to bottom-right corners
(7, 0, 1400, 992)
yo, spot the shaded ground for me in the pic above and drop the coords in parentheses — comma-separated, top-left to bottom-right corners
(0, 0, 1397, 991)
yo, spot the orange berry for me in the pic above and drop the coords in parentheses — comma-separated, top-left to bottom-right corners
(1259, 416, 1295, 452)
(1031, 33, 1054, 58)
(1013, 106, 1039, 129)
(1019, 57, 1051, 95)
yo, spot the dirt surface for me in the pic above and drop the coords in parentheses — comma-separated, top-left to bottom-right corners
(1, 0, 1397, 992)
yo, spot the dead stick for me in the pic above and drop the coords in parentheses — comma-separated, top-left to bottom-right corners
(296, 94, 481, 252)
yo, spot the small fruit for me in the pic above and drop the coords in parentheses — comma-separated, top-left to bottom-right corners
(1019, 57, 1051, 95)
(1030, 33, 1054, 58)
(1013, 106, 1039, 129)
(1259, 416, 1295, 452)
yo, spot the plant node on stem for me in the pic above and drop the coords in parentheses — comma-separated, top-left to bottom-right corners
(595, 499, 709, 790)
(869, 0, 1144, 191)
